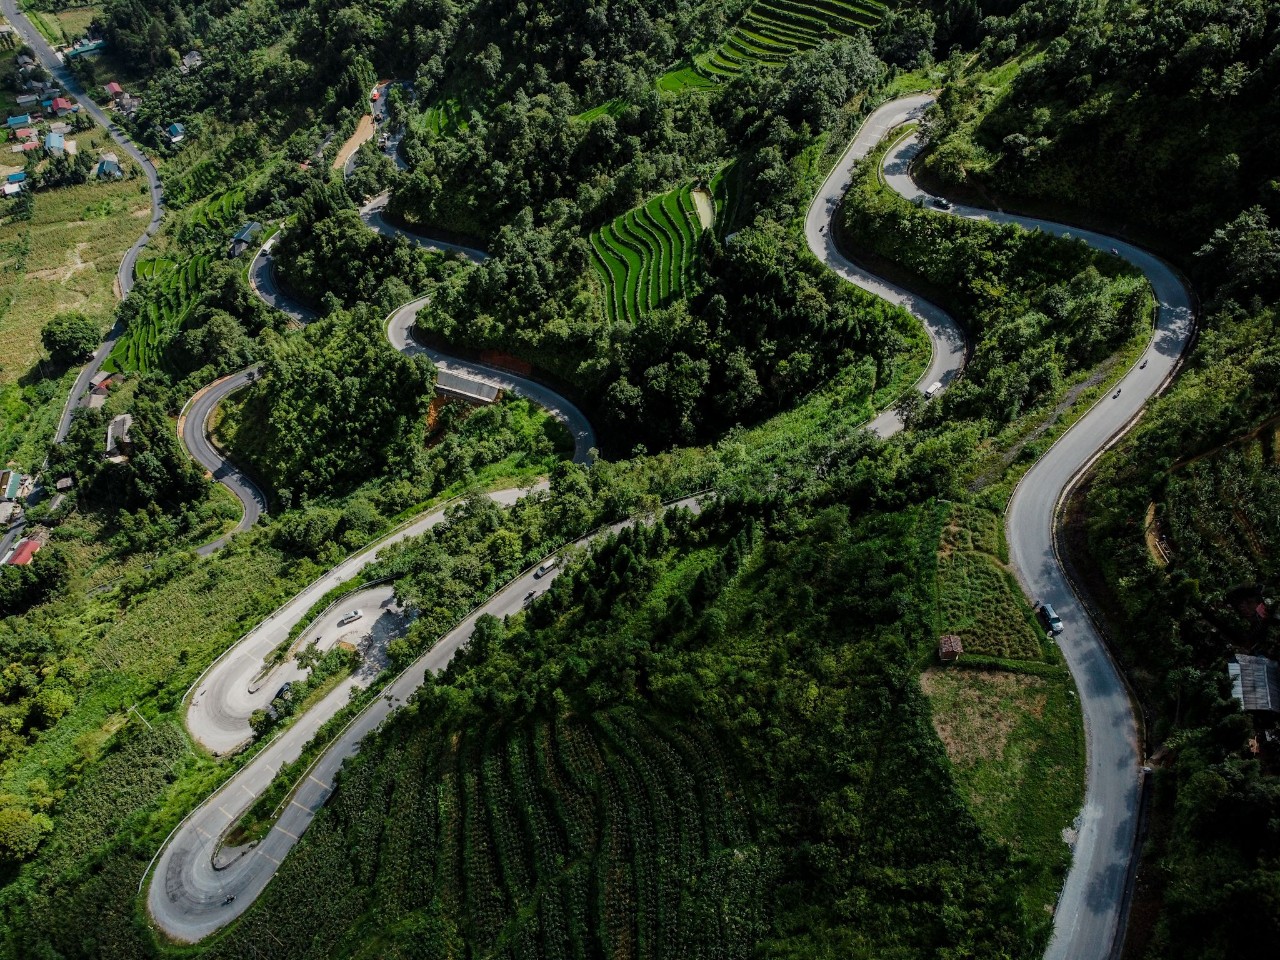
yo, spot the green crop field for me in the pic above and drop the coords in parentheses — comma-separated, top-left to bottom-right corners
(414, 97, 471, 137)
(104, 255, 210, 372)
(1163, 423, 1280, 594)
(588, 184, 710, 325)
(660, 0, 888, 90)
(217, 706, 770, 958)
(935, 504, 1049, 662)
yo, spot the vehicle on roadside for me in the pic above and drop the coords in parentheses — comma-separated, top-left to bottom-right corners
(1139, 358, 1148, 369)
(274, 682, 292, 702)
(338, 609, 363, 626)
(935, 197, 953, 210)
(534, 558, 558, 579)
(523, 591, 536, 606)
(924, 380, 943, 399)
(1037, 602, 1064, 634)
(1113, 387, 1122, 399)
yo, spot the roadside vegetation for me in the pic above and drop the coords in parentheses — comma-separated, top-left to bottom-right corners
(7, 1, 1279, 959)
(0, 164, 147, 469)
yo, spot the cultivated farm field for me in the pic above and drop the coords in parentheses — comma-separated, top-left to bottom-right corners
(0, 173, 149, 466)
(660, 0, 888, 90)
(589, 184, 711, 325)
(1162, 423, 1280, 599)
(935, 504, 1048, 662)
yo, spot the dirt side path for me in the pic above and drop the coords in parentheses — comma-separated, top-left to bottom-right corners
(333, 114, 374, 171)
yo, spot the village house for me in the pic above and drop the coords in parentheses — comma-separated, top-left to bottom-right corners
(229, 221, 262, 257)
(1228, 654, 1280, 716)
(96, 152, 122, 179)
(167, 122, 185, 144)
(44, 130, 64, 157)
(51, 97, 74, 117)
(6, 114, 32, 130)
(1, 470, 24, 502)
(4, 539, 40, 566)
(87, 372, 115, 408)
(180, 50, 204, 73)
(938, 634, 964, 662)
(106, 414, 134, 462)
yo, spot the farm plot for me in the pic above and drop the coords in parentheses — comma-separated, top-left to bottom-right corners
(935, 504, 1048, 662)
(688, 0, 887, 84)
(104, 255, 210, 373)
(589, 184, 710, 325)
(1162, 426, 1280, 595)
(225, 708, 772, 958)
(415, 98, 471, 137)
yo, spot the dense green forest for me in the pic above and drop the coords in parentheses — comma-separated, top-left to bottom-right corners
(5, 0, 1280, 958)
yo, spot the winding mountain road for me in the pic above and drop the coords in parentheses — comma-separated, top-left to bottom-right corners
(812, 98, 1193, 958)
(804, 94, 967, 436)
(0, 0, 167, 443)
(148, 495, 698, 941)
(192, 199, 594, 543)
(144, 93, 1193, 958)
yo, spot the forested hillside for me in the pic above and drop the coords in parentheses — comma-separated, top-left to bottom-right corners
(6, 0, 1279, 958)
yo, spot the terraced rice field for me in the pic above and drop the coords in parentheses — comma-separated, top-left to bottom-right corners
(419, 98, 470, 137)
(589, 185, 711, 325)
(661, 0, 888, 89)
(104, 255, 211, 372)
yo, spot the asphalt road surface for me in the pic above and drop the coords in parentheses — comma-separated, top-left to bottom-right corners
(0, 0, 167, 443)
(148, 497, 699, 942)
(185, 483, 543, 756)
(177, 370, 270, 556)
(147, 91, 1192, 957)
(874, 125, 1194, 954)
(804, 93, 967, 437)
(360, 193, 488, 262)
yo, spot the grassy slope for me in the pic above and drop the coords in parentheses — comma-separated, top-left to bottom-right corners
(0, 158, 150, 468)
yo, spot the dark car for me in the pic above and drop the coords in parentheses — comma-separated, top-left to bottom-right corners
(1038, 602, 1064, 634)
(274, 682, 293, 702)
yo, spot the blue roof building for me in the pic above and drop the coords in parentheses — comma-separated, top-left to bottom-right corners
(6, 172, 26, 184)
(167, 122, 185, 142)
(45, 131, 65, 155)
(7, 114, 31, 128)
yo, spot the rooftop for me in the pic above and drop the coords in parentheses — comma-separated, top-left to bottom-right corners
(1229, 654, 1280, 714)
(6, 540, 39, 566)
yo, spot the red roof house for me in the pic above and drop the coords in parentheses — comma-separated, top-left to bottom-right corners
(51, 97, 73, 116)
(105, 82, 123, 95)
(7, 539, 40, 566)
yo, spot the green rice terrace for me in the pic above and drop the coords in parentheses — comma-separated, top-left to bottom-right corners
(104, 256, 210, 372)
(661, 0, 889, 89)
(589, 184, 713, 325)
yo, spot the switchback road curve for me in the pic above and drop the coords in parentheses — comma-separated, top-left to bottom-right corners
(148, 94, 1192, 957)
(0, 0, 167, 443)
(823, 99, 1193, 958)
(148, 495, 699, 941)
(184, 207, 595, 546)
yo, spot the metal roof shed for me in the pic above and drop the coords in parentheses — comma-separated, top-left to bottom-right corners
(1229, 654, 1280, 714)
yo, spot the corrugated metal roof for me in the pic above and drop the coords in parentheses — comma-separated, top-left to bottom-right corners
(1229, 655, 1280, 713)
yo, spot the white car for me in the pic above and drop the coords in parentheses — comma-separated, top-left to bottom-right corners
(534, 559, 559, 579)
(924, 381, 943, 399)
(337, 609, 363, 626)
